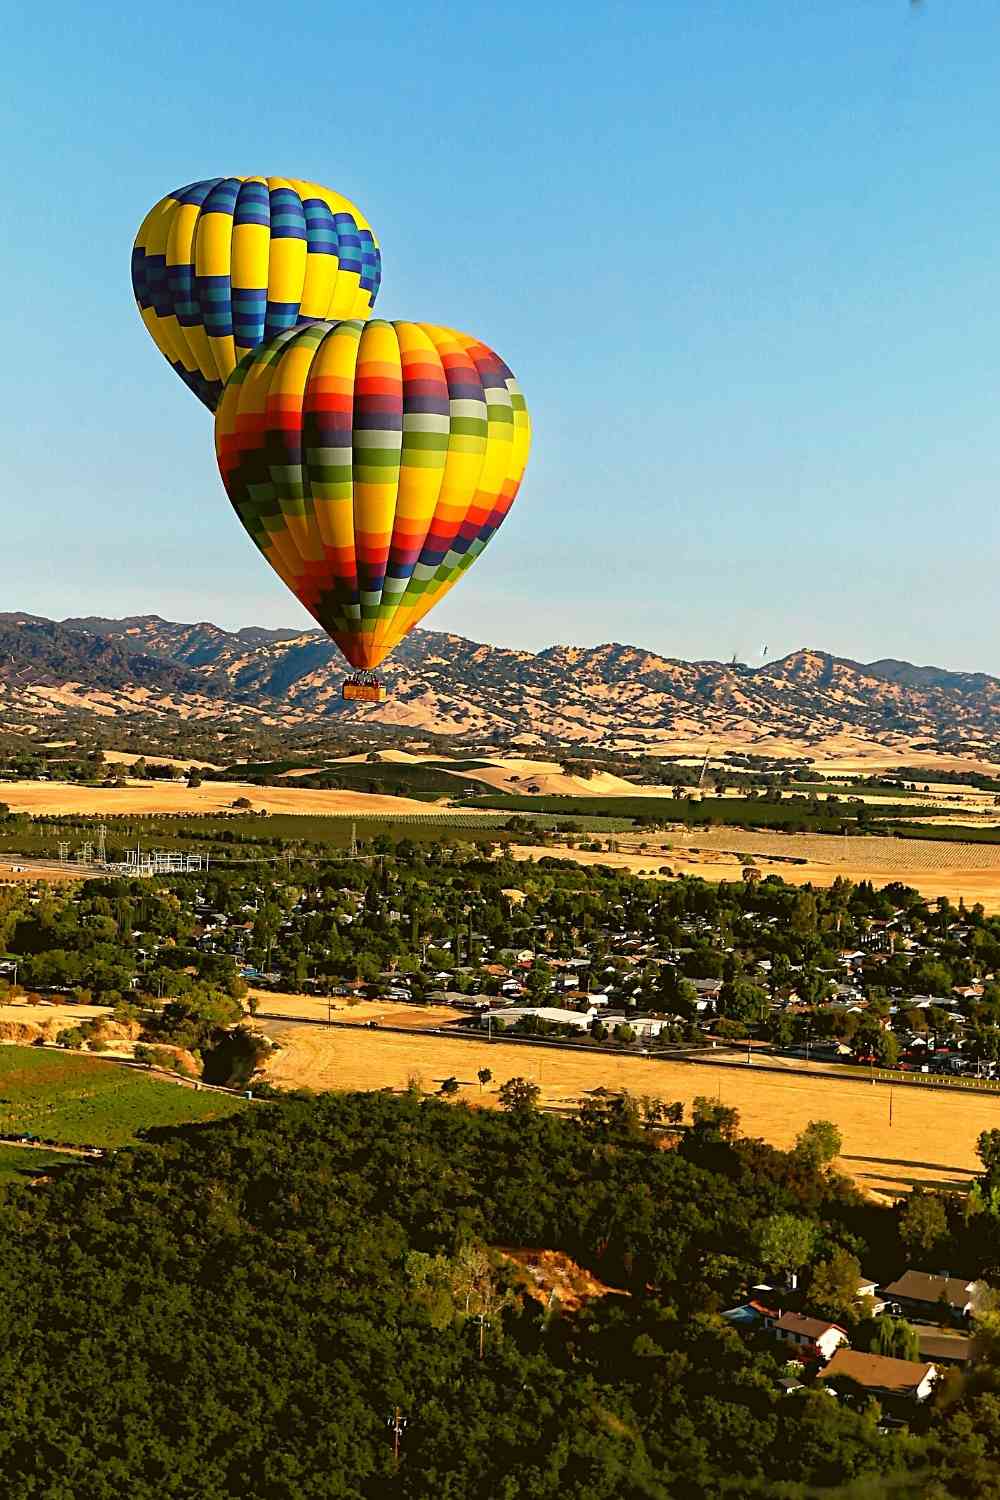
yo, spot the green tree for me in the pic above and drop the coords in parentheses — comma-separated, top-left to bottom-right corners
(795, 1119, 843, 1169)
(758, 1212, 818, 1286)
(898, 1189, 948, 1260)
(477, 1067, 492, 1092)
(498, 1076, 541, 1112)
(870, 1315, 920, 1362)
(690, 1096, 740, 1143)
(809, 1247, 863, 1322)
(717, 975, 769, 1023)
(977, 1128, 1000, 1185)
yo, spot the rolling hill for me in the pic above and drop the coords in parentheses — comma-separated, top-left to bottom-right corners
(0, 611, 997, 754)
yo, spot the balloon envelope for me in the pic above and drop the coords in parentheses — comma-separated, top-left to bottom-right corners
(132, 177, 381, 412)
(215, 319, 531, 671)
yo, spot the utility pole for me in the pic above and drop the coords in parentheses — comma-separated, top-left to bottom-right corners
(386, 1407, 407, 1466)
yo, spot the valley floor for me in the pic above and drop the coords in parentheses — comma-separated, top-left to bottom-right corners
(507, 831, 1000, 912)
(257, 1020, 986, 1199)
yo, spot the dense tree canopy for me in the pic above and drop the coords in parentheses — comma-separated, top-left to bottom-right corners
(0, 1089, 996, 1497)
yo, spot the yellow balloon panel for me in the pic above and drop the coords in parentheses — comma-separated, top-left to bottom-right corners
(132, 176, 381, 412)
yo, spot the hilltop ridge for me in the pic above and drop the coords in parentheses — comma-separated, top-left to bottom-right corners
(0, 611, 996, 753)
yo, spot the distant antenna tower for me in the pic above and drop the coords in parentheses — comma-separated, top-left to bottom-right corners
(697, 749, 711, 789)
(349, 820, 358, 859)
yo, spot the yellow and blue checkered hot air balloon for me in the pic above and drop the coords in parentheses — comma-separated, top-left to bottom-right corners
(131, 176, 381, 412)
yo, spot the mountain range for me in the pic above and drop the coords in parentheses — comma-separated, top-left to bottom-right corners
(0, 610, 996, 754)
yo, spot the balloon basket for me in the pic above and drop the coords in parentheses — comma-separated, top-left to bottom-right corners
(343, 673, 388, 704)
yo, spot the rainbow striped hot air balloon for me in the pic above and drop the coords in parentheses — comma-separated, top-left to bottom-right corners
(131, 177, 381, 412)
(214, 318, 530, 694)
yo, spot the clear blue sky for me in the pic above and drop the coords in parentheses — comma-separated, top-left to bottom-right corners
(4, 0, 999, 671)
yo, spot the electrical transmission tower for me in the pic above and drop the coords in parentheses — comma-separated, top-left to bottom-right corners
(57, 842, 70, 865)
(95, 824, 107, 864)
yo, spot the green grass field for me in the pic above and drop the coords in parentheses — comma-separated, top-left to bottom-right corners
(0, 1047, 248, 1148)
(457, 793, 936, 832)
(0, 1143, 82, 1185)
(209, 759, 493, 799)
(0, 811, 519, 859)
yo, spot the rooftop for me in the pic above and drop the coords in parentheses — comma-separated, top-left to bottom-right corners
(824, 1349, 936, 1395)
(882, 1271, 976, 1309)
(772, 1312, 846, 1340)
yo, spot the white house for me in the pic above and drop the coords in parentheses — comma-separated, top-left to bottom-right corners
(765, 1312, 849, 1363)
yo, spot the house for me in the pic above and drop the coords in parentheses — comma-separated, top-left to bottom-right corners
(856, 1274, 885, 1313)
(601, 1012, 667, 1039)
(916, 1331, 974, 1368)
(823, 1349, 938, 1403)
(881, 1271, 979, 1321)
(765, 1312, 848, 1363)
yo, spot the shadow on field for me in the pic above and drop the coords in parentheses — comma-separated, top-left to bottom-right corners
(842, 1153, 976, 1175)
(856, 1170, 972, 1194)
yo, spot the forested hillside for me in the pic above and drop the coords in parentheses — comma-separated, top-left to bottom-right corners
(1, 1091, 1000, 1498)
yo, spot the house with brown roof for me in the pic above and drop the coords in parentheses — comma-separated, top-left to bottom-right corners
(916, 1331, 974, 1368)
(765, 1312, 849, 1363)
(881, 1271, 978, 1321)
(823, 1349, 938, 1403)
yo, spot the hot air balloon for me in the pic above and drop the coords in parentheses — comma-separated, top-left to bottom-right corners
(131, 177, 381, 412)
(214, 318, 531, 699)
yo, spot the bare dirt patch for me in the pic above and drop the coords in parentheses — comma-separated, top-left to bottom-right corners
(501, 1248, 628, 1311)
(0, 1002, 111, 1029)
(248, 989, 466, 1030)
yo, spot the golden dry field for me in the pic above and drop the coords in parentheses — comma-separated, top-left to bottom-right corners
(258, 1022, 995, 1198)
(507, 830, 1000, 912)
(0, 779, 486, 818)
(0, 861, 83, 885)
